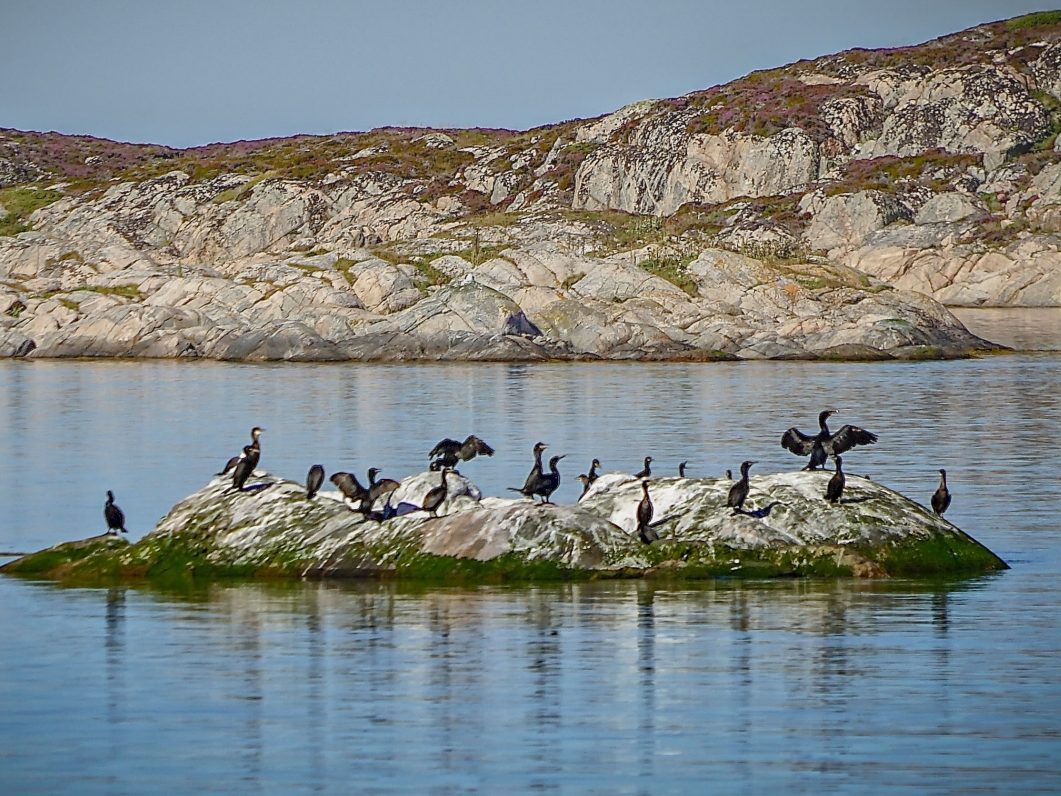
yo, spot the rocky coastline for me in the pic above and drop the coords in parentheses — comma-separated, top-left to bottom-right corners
(2, 13, 1060, 362)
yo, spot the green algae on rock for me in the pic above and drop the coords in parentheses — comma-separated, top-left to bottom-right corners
(1, 468, 1007, 584)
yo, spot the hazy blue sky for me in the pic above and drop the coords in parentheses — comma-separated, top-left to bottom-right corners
(1, 1, 1052, 148)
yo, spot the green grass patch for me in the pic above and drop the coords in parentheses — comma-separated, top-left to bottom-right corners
(83, 284, 143, 300)
(639, 255, 699, 296)
(335, 257, 357, 285)
(1007, 10, 1061, 30)
(0, 186, 64, 236)
(211, 171, 277, 204)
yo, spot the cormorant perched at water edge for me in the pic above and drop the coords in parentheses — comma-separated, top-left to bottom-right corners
(422, 468, 451, 517)
(330, 471, 370, 509)
(231, 444, 260, 492)
(429, 435, 495, 471)
(826, 456, 845, 503)
(218, 426, 264, 475)
(534, 455, 566, 504)
(637, 481, 657, 543)
(726, 469, 733, 480)
(367, 468, 401, 503)
(781, 410, 877, 470)
(587, 458, 601, 485)
(678, 461, 688, 478)
(576, 474, 592, 499)
(932, 469, 952, 516)
(635, 456, 653, 479)
(306, 464, 325, 499)
(727, 461, 756, 513)
(509, 442, 548, 499)
(104, 491, 127, 535)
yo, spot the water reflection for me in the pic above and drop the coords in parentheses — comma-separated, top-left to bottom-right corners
(3, 572, 1060, 793)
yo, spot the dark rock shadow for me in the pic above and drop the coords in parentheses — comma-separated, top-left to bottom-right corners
(838, 496, 872, 505)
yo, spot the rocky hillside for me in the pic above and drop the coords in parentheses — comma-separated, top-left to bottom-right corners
(2, 12, 1060, 361)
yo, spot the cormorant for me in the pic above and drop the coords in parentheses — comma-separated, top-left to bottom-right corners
(636, 480, 657, 544)
(635, 456, 653, 479)
(429, 435, 495, 471)
(932, 469, 952, 516)
(533, 455, 566, 504)
(367, 468, 401, 504)
(727, 461, 756, 513)
(104, 491, 127, 535)
(231, 444, 260, 492)
(306, 464, 325, 500)
(422, 468, 451, 517)
(588, 458, 601, 484)
(781, 410, 877, 470)
(576, 474, 592, 499)
(825, 456, 845, 504)
(218, 426, 264, 475)
(678, 461, 688, 478)
(725, 469, 733, 480)
(330, 471, 370, 510)
(509, 442, 548, 499)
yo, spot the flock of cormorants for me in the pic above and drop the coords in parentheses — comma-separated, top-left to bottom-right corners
(102, 411, 954, 542)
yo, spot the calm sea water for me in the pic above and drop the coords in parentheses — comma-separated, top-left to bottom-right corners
(1, 317, 1059, 793)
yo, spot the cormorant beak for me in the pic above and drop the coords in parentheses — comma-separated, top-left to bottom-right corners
(557, 455, 567, 461)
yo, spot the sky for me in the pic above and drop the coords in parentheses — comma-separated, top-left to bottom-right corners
(1, 0, 1053, 149)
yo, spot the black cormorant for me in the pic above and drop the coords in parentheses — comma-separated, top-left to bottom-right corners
(587, 458, 601, 484)
(678, 461, 688, 477)
(932, 469, 952, 516)
(727, 461, 756, 513)
(218, 426, 263, 475)
(533, 455, 566, 504)
(635, 456, 653, 479)
(825, 456, 845, 503)
(330, 471, 370, 510)
(231, 444, 261, 492)
(104, 491, 127, 535)
(637, 481, 657, 544)
(509, 442, 548, 498)
(429, 435, 495, 471)
(306, 464, 325, 500)
(781, 410, 877, 470)
(725, 469, 733, 480)
(422, 468, 451, 517)
(367, 468, 401, 504)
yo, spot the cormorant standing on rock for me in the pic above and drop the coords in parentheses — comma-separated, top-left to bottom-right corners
(306, 464, 325, 500)
(637, 481, 657, 544)
(429, 435, 495, 471)
(231, 444, 260, 492)
(678, 461, 688, 478)
(726, 469, 733, 480)
(534, 455, 565, 504)
(781, 410, 877, 470)
(104, 491, 127, 535)
(727, 461, 756, 513)
(218, 426, 264, 476)
(330, 472, 370, 510)
(422, 468, 451, 517)
(367, 468, 401, 504)
(587, 458, 601, 485)
(932, 469, 952, 516)
(509, 442, 548, 499)
(576, 474, 592, 499)
(825, 456, 845, 504)
(635, 456, 652, 479)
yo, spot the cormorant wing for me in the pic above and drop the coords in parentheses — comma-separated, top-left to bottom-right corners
(781, 427, 816, 456)
(429, 438, 460, 458)
(462, 435, 495, 459)
(825, 425, 878, 455)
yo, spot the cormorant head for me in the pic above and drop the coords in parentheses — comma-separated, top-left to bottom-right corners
(818, 409, 836, 425)
(577, 474, 590, 485)
(251, 426, 264, 440)
(645, 456, 653, 464)
(939, 468, 946, 476)
(106, 490, 114, 501)
(641, 480, 650, 491)
(549, 455, 565, 468)
(741, 460, 756, 474)
(834, 455, 843, 468)
(534, 442, 547, 453)
(726, 470, 733, 479)
(368, 467, 381, 481)
(592, 458, 600, 468)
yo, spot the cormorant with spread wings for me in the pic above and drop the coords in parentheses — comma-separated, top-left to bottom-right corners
(781, 409, 877, 470)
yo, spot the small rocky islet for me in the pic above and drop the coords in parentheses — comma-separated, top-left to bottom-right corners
(2, 460, 1007, 584)
(3, 13, 1061, 362)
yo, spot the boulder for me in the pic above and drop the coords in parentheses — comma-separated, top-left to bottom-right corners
(1, 470, 1007, 582)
